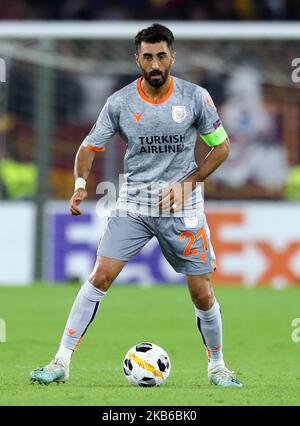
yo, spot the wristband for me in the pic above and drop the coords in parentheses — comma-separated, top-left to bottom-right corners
(75, 177, 86, 191)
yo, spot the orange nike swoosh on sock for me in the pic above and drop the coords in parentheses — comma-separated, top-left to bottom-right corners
(68, 328, 76, 335)
(213, 345, 222, 350)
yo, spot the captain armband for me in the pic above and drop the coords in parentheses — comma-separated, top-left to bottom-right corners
(200, 125, 228, 147)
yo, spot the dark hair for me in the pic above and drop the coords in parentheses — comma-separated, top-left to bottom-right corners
(135, 23, 174, 52)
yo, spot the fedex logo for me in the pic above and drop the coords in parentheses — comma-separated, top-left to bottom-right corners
(207, 206, 300, 287)
(46, 202, 300, 287)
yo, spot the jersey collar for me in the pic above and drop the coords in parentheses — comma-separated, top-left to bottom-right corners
(137, 76, 174, 105)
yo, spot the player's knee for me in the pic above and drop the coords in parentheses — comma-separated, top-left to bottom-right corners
(89, 269, 112, 292)
(191, 286, 214, 311)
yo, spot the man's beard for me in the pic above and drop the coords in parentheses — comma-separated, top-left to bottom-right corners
(142, 68, 170, 88)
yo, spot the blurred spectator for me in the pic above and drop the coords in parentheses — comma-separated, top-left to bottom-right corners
(187, 1, 211, 20)
(211, 0, 239, 20)
(1, 0, 300, 21)
(210, 64, 289, 193)
(7, 60, 83, 123)
(1, 7, 299, 201)
(142, 0, 190, 20)
(285, 166, 300, 199)
(198, 69, 226, 106)
(78, 74, 115, 122)
(0, 0, 31, 19)
(0, 157, 37, 199)
(0, 112, 37, 199)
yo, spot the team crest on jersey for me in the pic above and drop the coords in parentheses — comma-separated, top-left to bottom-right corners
(172, 106, 186, 123)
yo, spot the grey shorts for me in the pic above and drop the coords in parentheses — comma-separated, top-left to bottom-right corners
(97, 212, 216, 276)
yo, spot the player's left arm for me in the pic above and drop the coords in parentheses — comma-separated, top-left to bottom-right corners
(158, 136, 229, 211)
(185, 135, 230, 186)
(158, 88, 230, 211)
(186, 88, 231, 185)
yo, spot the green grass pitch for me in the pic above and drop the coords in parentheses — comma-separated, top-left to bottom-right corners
(0, 284, 299, 406)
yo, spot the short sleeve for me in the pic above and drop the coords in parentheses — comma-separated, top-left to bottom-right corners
(81, 96, 119, 152)
(195, 88, 221, 135)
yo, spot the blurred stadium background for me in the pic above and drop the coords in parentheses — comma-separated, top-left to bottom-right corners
(1, 0, 300, 288)
(1, 0, 300, 407)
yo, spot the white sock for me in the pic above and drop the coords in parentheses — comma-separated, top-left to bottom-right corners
(208, 358, 225, 371)
(195, 300, 224, 366)
(59, 280, 106, 355)
(55, 345, 73, 367)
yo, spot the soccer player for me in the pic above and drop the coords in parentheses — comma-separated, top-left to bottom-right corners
(30, 24, 242, 387)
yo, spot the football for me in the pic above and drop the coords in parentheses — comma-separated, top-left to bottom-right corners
(123, 342, 171, 387)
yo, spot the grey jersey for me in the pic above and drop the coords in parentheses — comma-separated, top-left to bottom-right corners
(82, 76, 221, 217)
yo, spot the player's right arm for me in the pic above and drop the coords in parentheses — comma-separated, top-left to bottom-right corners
(69, 146, 96, 216)
(69, 95, 119, 216)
